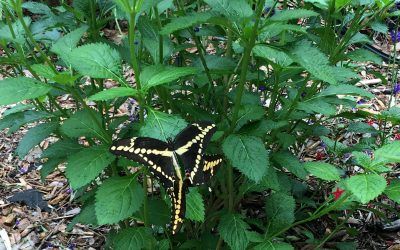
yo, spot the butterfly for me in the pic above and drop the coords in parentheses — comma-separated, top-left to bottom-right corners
(110, 121, 223, 234)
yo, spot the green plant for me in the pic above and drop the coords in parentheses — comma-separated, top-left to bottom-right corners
(1, 0, 400, 249)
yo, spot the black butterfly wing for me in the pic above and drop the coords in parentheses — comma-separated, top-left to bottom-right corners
(173, 122, 216, 185)
(110, 137, 175, 189)
(201, 154, 223, 184)
(167, 179, 187, 234)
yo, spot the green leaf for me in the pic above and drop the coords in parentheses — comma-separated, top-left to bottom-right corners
(108, 227, 155, 250)
(41, 139, 84, 159)
(147, 198, 170, 226)
(347, 122, 377, 134)
(139, 109, 187, 141)
(0, 77, 53, 105)
(260, 23, 307, 40)
(186, 187, 205, 222)
(95, 176, 144, 225)
(304, 162, 341, 181)
(140, 65, 198, 91)
(345, 174, 386, 204)
(265, 192, 295, 236)
(16, 122, 58, 158)
(68, 201, 97, 230)
(66, 145, 115, 189)
(204, 0, 253, 21)
(290, 40, 337, 85)
(0, 110, 52, 134)
(222, 135, 269, 182)
(31, 64, 56, 79)
(40, 158, 65, 181)
(254, 241, 294, 250)
(320, 136, 348, 154)
(0, 17, 31, 44)
(253, 45, 293, 67)
(235, 105, 264, 131)
(51, 26, 88, 64)
(270, 9, 319, 21)
(88, 87, 138, 101)
(22, 2, 52, 14)
(347, 48, 382, 64)
(384, 179, 400, 203)
(60, 110, 109, 142)
(2, 104, 35, 117)
(317, 84, 374, 99)
(68, 43, 122, 79)
(351, 151, 372, 168)
(160, 12, 213, 34)
(372, 141, 400, 165)
(218, 213, 250, 250)
(272, 152, 308, 180)
(297, 98, 337, 116)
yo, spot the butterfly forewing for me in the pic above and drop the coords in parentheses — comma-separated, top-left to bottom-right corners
(110, 137, 175, 189)
(173, 122, 217, 184)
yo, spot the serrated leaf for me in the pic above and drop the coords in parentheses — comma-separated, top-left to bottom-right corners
(160, 12, 213, 34)
(22, 2, 52, 14)
(68, 43, 122, 79)
(51, 26, 88, 64)
(351, 151, 372, 168)
(304, 162, 341, 181)
(0, 17, 31, 44)
(297, 98, 337, 116)
(60, 109, 109, 142)
(31, 64, 56, 79)
(95, 176, 144, 225)
(347, 48, 382, 64)
(2, 104, 35, 117)
(218, 213, 250, 250)
(318, 84, 374, 99)
(40, 158, 65, 182)
(253, 45, 293, 67)
(290, 40, 337, 85)
(148, 198, 170, 226)
(260, 23, 307, 40)
(0, 77, 53, 105)
(347, 122, 377, 134)
(139, 109, 187, 141)
(0, 110, 53, 134)
(372, 141, 400, 165)
(88, 87, 138, 101)
(108, 227, 155, 250)
(270, 9, 319, 21)
(345, 174, 386, 204)
(272, 152, 308, 180)
(16, 122, 58, 158)
(186, 187, 205, 222)
(68, 201, 97, 230)
(140, 65, 198, 91)
(254, 241, 294, 250)
(41, 139, 84, 159)
(384, 179, 400, 203)
(265, 192, 295, 236)
(235, 105, 264, 131)
(204, 0, 253, 21)
(222, 135, 269, 182)
(66, 145, 115, 189)
(321, 136, 348, 154)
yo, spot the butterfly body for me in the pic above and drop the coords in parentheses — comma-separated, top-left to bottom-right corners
(110, 121, 223, 234)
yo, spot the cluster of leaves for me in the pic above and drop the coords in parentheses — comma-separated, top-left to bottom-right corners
(1, 0, 400, 249)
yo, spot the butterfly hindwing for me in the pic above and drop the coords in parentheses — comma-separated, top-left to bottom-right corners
(173, 122, 216, 184)
(201, 154, 223, 184)
(167, 179, 186, 234)
(110, 137, 175, 189)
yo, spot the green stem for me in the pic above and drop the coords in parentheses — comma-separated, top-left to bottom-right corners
(128, 7, 149, 228)
(228, 0, 264, 134)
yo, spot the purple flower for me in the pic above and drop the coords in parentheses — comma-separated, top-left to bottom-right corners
(67, 243, 76, 250)
(15, 219, 20, 226)
(193, 27, 200, 32)
(66, 188, 72, 194)
(394, 83, 400, 95)
(390, 30, 400, 43)
(320, 142, 326, 148)
(129, 98, 136, 104)
(258, 85, 267, 91)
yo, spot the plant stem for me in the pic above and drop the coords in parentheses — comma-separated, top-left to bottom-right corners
(128, 7, 149, 227)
